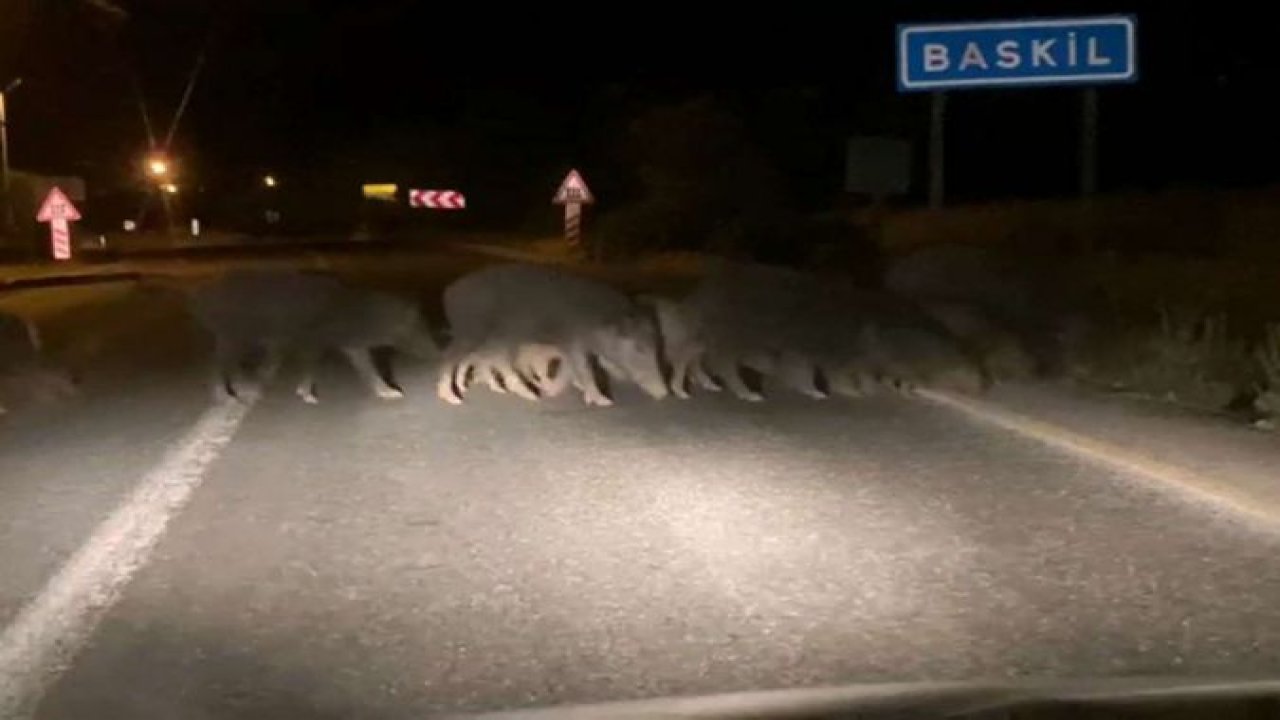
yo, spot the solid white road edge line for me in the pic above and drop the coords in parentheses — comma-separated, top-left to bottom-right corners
(919, 388, 1280, 529)
(0, 385, 266, 719)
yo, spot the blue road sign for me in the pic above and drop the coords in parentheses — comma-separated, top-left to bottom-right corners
(897, 16, 1136, 92)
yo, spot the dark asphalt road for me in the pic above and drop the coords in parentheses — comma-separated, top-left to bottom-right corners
(3, 256, 1280, 718)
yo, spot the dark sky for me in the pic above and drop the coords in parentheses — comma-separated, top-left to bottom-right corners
(1, 0, 1275, 210)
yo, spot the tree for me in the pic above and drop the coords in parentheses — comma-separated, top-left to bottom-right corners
(595, 96, 787, 258)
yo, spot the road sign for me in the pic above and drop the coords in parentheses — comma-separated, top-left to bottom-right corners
(36, 186, 82, 222)
(361, 183, 398, 201)
(552, 169, 594, 205)
(408, 189, 466, 209)
(897, 16, 1136, 91)
(35, 187, 81, 261)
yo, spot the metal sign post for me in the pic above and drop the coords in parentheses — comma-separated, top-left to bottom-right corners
(929, 92, 947, 208)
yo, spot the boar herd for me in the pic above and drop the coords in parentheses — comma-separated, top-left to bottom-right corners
(184, 255, 1058, 407)
(1, 250, 1071, 414)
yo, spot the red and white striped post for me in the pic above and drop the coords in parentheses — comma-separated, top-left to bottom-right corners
(49, 219, 71, 260)
(552, 169, 594, 250)
(563, 201, 582, 246)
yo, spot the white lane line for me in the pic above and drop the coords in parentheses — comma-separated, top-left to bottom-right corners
(918, 389, 1280, 528)
(0, 387, 265, 719)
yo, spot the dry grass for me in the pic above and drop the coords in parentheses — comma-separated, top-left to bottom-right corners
(1070, 308, 1254, 412)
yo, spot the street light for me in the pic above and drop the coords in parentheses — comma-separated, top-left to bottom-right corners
(160, 182, 178, 194)
(263, 174, 277, 188)
(146, 154, 170, 178)
(1, 77, 23, 231)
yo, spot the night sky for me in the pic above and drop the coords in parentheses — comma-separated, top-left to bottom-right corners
(1, 0, 1274, 214)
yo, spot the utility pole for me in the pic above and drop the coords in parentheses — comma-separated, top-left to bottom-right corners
(0, 78, 23, 232)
